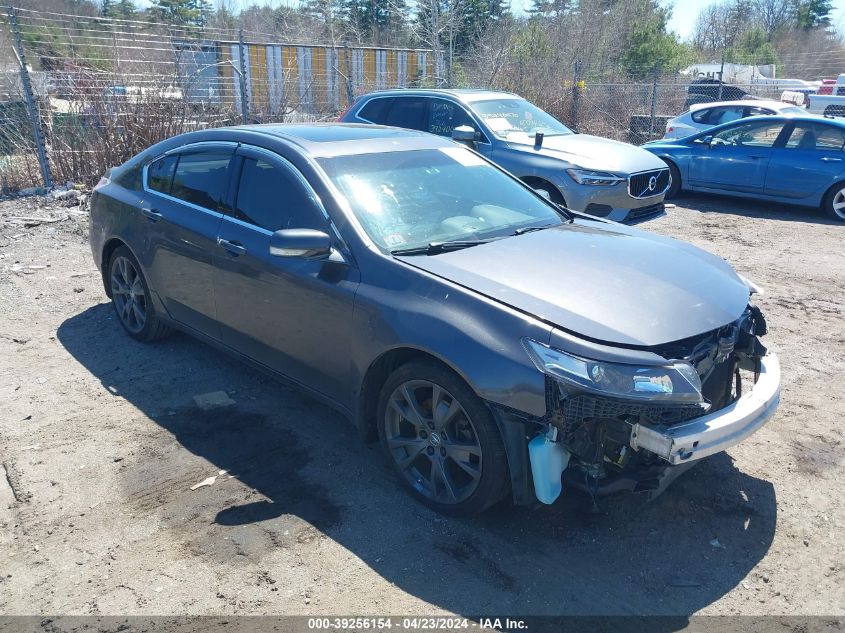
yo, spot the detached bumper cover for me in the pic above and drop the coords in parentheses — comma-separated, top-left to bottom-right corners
(630, 353, 780, 465)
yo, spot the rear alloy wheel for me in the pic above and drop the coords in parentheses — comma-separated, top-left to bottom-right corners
(108, 246, 171, 342)
(378, 362, 509, 516)
(824, 183, 845, 221)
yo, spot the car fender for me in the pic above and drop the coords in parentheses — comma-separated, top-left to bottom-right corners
(349, 257, 552, 430)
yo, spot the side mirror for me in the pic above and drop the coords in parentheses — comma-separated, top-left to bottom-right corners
(270, 228, 332, 260)
(452, 125, 477, 149)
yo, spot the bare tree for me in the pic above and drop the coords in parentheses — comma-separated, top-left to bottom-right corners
(754, 0, 793, 36)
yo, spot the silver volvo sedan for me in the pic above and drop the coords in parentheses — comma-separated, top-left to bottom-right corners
(342, 89, 672, 223)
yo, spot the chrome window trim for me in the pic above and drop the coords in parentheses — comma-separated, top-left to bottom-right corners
(142, 141, 239, 218)
(354, 95, 395, 124)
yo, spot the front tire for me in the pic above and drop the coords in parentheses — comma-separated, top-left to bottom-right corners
(664, 160, 681, 199)
(108, 246, 172, 342)
(377, 361, 510, 516)
(823, 182, 845, 221)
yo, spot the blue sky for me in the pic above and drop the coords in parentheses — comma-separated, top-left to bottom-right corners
(507, 0, 845, 39)
(663, 0, 845, 39)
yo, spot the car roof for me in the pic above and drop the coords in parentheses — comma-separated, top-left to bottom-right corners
(688, 99, 802, 112)
(229, 122, 455, 158)
(358, 88, 520, 104)
(693, 113, 841, 136)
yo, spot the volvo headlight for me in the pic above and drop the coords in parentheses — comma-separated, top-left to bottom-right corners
(566, 168, 624, 186)
(523, 338, 703, 404)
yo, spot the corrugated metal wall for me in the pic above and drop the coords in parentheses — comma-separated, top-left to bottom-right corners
(214, 42, 443, 116)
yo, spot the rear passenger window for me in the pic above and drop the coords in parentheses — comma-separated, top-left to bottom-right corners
(358, 97, 394, 123)
(234, 157, 324, 232)
(384, 97, 427, 130)
(147, 155, 177, 194)
(691, 108, 711, 124)
(785, 123, 845, 150)
(170, 151, 232, 211)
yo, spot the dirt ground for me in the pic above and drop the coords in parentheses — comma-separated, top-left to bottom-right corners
(0, 190, 843, 620)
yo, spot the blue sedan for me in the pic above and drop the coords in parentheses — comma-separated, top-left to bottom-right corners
(643, 114, 845, 221)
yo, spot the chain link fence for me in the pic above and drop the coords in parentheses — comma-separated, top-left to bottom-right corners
(0, 6, 820, 193)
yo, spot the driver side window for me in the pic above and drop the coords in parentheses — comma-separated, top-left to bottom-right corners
(426, 99, 477, 138)
(713, 121, 785, 148)
(233, 157, 325, 232)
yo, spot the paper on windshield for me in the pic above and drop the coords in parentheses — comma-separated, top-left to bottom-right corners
(439, 147, 486, 167)
(484, 117, 513, 132)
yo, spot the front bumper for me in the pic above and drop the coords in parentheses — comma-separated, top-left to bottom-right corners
(562, 180, 667, 223)
(630, 353, 780, 465)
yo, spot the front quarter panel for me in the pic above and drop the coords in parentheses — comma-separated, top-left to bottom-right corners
(351, 255, 553, 420)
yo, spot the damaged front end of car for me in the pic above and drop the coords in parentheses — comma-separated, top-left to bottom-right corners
(524, 304, 780, 504)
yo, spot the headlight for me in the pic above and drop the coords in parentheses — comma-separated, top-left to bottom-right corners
(523, 338, 703, 404)
(566, 168, 624, 186)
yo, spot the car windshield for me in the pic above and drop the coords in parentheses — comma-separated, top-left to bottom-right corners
(779, 106, 808, 115)
(470, 98, 573, 141)
(317, 147, 566, 253)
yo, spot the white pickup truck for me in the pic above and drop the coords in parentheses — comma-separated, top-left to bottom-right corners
(807, 73, 845, 116)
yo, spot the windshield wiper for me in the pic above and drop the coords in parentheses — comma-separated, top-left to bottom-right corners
(512, 223, 560, 235)
(391, 238, 497, 256)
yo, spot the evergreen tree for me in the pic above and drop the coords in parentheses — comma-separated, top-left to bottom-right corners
(116, 0, 137, 20)
(795, 0, 833, 28)
(150, 0, 201, 25)
(620, 4, 692, 78)
(527, 0, 573, 19)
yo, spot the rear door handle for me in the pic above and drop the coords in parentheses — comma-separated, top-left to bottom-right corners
(748, 155, 766, 160)
(821, 157, 843, 162)
(140, 207, 161, 222)
(217, 237, 246, 256)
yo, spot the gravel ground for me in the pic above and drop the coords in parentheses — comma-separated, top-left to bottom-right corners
(0, 190, 843, 619)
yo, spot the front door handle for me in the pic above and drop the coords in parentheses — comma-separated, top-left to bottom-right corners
(748, 155, 766, 160)
(217, 237, 246, 256)
(821, 156, 843, 162)
(140, 207, 161, 222)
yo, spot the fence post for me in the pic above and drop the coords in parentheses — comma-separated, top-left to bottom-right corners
(649, 63, 660, 139)
(7, 5, 52, 189)
(237, 29, 249, 124)
(571, 58, 582, 131)
(343, 47, 354, 106)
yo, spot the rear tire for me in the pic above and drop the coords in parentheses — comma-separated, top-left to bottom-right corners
(377, 360, 510, 516)
(524, 178, 567, 207)
(108, 246, 172, 342)
(663, 160, 681, 199)
(822, 182, 845, 221)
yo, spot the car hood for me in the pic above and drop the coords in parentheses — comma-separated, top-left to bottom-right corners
(504, 133, 668, 173)
(397, 221, 749, 348)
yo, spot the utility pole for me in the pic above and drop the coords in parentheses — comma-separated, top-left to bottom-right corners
(7, 5, 52, 188)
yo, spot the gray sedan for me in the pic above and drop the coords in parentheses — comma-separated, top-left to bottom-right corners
(89, 124, 779, 516)
(342, 89, 671, 222)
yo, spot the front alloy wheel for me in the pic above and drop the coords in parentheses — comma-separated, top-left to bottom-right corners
(385, 380, 482, 504)
(378, 361, 509, 516)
